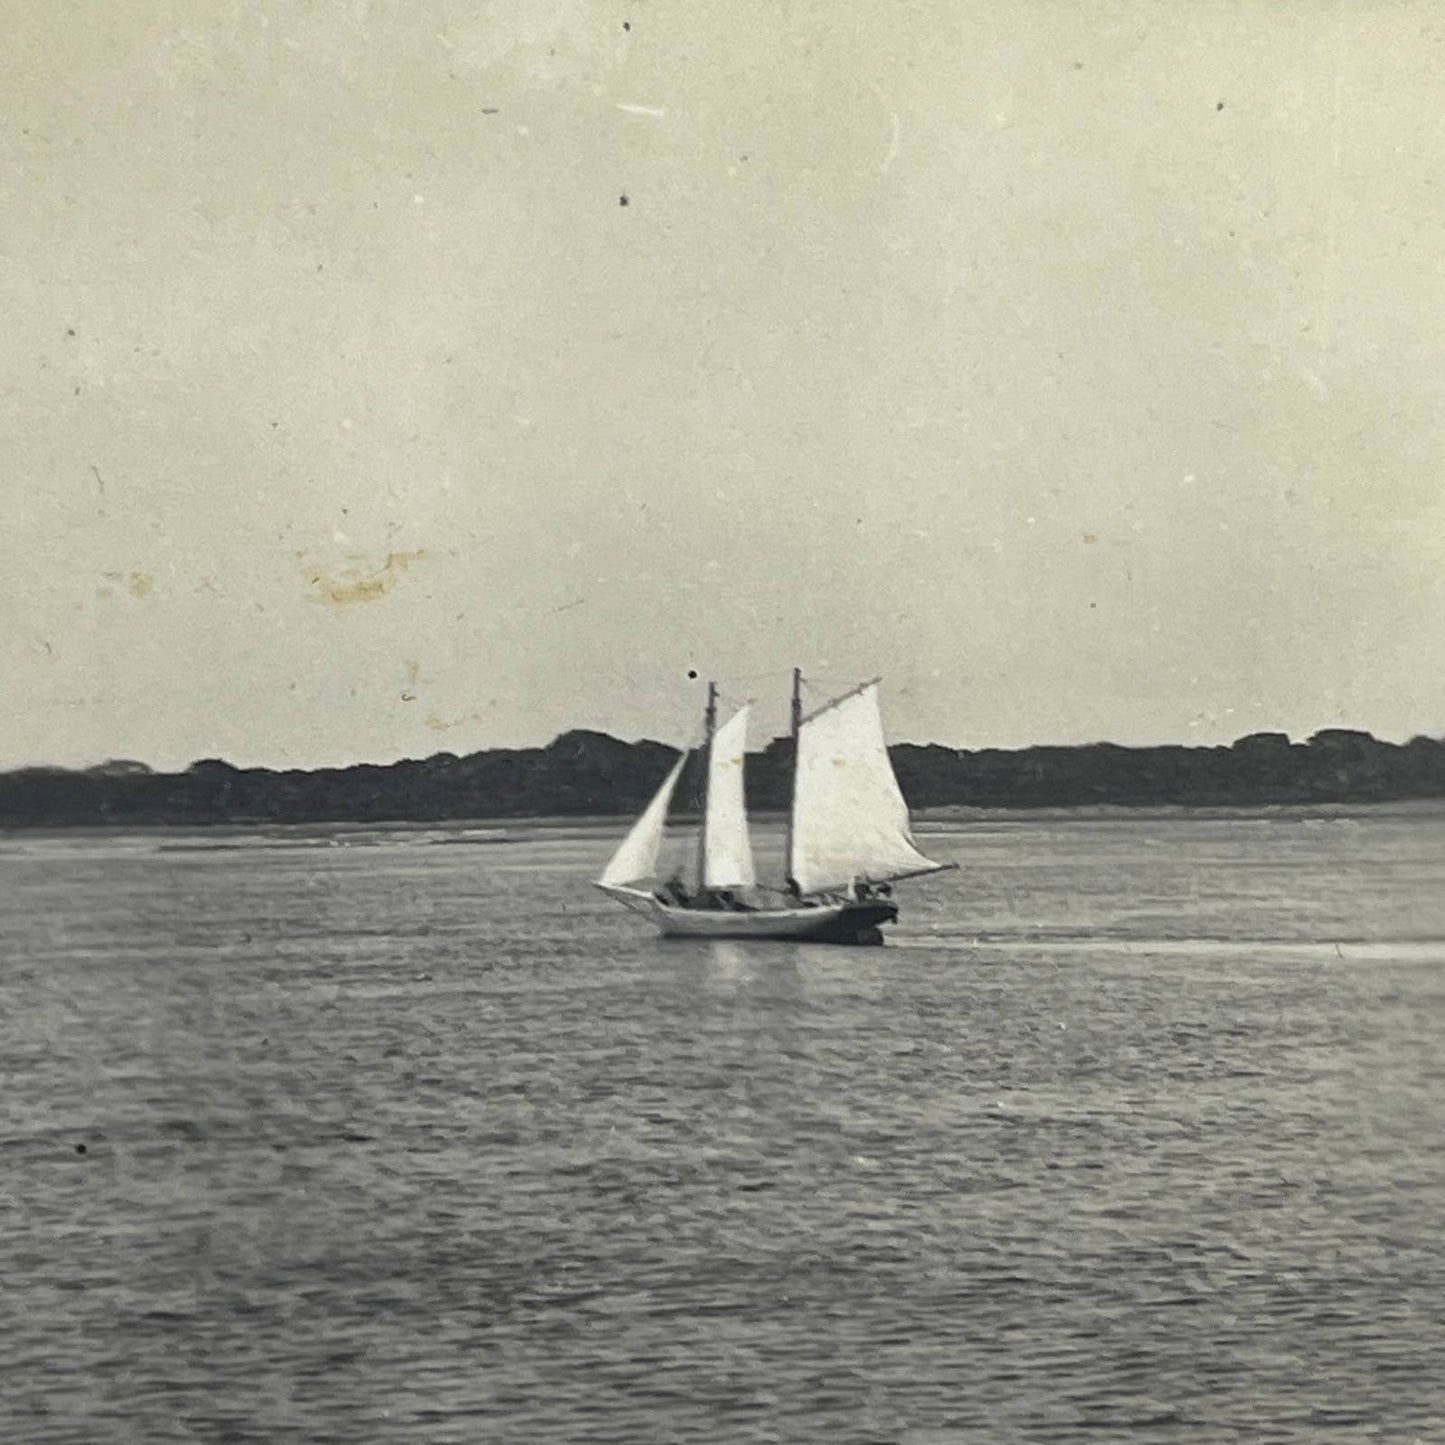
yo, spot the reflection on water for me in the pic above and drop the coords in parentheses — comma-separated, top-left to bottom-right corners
(3, 808, 1444, 1443)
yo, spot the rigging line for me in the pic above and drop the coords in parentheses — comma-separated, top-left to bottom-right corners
(800, 671, 864, 691)
(664, 723, 707, 757)
(718, 667, 796, 682)
(800, 675, 884, 708)
(713, 690, 759, 716)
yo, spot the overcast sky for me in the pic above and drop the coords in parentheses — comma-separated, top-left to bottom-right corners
(4, 0, 1443, 770)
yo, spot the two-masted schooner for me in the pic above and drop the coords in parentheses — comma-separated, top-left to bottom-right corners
(595, 671, 951, 945)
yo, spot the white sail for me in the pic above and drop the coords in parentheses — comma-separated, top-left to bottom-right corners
(597, 755, 685, 887)
(702, 704, 756, 889)
(789, 682, 941, 895)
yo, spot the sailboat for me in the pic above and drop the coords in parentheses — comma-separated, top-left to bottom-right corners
(595, 671, 953, 945)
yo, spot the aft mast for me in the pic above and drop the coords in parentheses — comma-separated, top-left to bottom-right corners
(784, 666, 802, 894)
(694, 680, 717, 889)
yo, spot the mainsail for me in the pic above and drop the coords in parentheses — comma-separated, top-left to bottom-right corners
(788, 682, 941, 895)
(702, 704, 756, 889)
(597, 755, 686, 888)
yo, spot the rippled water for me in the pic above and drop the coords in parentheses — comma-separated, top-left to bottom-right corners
(3, 808, 1444, 1443)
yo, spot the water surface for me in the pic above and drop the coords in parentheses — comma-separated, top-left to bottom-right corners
(3, 808, 1444, 1442)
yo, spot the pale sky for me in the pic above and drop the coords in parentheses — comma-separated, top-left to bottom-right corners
(4, 0, 1443, 770)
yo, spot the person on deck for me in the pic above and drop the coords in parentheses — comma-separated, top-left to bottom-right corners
(785, 877, 817, 909)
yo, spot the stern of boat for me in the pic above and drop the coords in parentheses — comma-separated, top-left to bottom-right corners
(809, 900, 898, 945)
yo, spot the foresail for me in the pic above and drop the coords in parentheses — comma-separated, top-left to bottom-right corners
(702, 704, 756, 888)
(598, 755, 685, 887)
(789, 683, 941, 894)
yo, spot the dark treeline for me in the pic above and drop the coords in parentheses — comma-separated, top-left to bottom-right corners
(2, 727, 1443, 828)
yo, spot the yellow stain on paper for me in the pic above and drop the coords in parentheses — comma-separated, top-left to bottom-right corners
(298, 550, 427, 607)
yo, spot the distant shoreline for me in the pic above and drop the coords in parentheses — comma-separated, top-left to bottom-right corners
(5, 798, 1445, 840)
(2, 726, 1442, 829)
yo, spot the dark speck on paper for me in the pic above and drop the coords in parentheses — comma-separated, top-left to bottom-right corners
(1217, 101, 1225, 111)
(619, 194, 629, 207)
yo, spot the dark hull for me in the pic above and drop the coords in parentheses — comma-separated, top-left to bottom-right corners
(653, 898, 899, 945)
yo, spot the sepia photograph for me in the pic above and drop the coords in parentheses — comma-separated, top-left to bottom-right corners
(3, 1, 1443, 1441)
